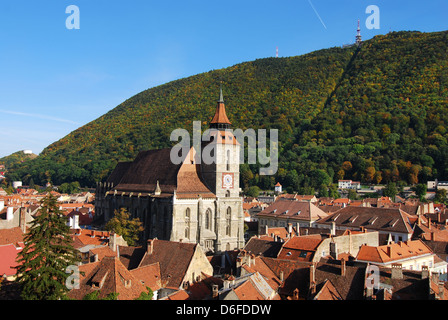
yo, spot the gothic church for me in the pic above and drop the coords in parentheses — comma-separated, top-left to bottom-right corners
(95, 89, 245, 252)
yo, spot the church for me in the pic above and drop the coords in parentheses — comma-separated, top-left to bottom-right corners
(95, 89, 245, 253)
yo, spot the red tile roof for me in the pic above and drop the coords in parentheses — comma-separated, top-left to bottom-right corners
(356, 239, 433, 264)
(257, 199, 329, 222)
(277, 235, 323, 261)
(138, 239, 198, 289)
(0, 227, 24, 247)
(0, 244, 23, 276)
(68, 256, 147, 300)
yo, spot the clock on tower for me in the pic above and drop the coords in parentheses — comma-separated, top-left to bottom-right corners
(222, 173, 234, 189)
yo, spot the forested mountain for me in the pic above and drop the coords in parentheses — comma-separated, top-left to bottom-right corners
(5, 30, 448, 193)
(0, 151, 38, 169)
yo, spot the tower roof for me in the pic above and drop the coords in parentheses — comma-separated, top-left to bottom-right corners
(210, 87, 231, 129)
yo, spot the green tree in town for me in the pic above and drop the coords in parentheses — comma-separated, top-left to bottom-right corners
(245, 186, 261, 198)
(105, 208, 144, 246)
(15, 193, 80, 300)
(412, 184, 428, 202)
(135, 287, 154, 300)
(434, 189, 447, 204)
(83, 291, 119, 300)
(383, 182, 399, 201)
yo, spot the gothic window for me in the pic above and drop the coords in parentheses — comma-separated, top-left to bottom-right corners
(185, 208, 191, 239)
(225, 190, 230, 198)
(226, 207, 231, 236)
(205, 209, 212, 230)
(226, 149, 230, 171)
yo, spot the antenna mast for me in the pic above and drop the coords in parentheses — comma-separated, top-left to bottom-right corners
(356, 19, 362, 47)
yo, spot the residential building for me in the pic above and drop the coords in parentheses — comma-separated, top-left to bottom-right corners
(256, 199, 330, 235)
(315, 206, 416, 244)
(355, 240, 438, 273)
(338, 180, 361, 190)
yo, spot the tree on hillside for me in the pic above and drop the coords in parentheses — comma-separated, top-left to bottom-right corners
(105, 208, 144, 246)
(15, 193, 80, 300)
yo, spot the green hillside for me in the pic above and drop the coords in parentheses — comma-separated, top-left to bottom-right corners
(6, 30, 448, 193)
(0, 151, 38, 169)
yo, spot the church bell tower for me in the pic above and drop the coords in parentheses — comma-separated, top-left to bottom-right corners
(201, 87, 240, 198)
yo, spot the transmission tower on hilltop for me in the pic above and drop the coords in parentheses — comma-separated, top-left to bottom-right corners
(356, 19, 363, 47)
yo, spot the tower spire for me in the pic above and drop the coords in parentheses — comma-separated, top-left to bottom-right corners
(210, 84, 231, 129)
(219, 83, 224, 103)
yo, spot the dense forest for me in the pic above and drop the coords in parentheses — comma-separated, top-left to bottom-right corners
(3, 30, 448, 194)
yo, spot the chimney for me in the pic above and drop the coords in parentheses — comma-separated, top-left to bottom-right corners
(438, 282, 445, 300)
(73, 214, 80, 229)
(265, 225, 269, 235)
(250, 254, 256, 267)
(6, 207, 14, 221)
(421, 265, 429, 279)
(280, 271, 284, 282)
(387, 245, 392, 257)
(331, 221, 336, 236)
(391, 263, 403, 279)
(212, 284, 219, 299)
(288, 223, 293, 235)
(428, 218, 432, 230)
(147, 239, 155, 254)
(341, 258, 346, 277)
(109, 232, 117, 251)
(309, 263, 316, 294)
(19, 208, 27, 233)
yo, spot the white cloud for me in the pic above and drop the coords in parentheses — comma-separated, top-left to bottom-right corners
(0, 109, 80, 125)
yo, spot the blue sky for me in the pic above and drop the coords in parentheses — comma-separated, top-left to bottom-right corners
(0, 0, 447, 158)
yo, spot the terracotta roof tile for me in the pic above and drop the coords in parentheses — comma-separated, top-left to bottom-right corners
(356, 239, 433, 263)
(68, 256, 147, 300)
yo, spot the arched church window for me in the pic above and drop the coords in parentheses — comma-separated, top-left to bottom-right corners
(185, 208, 191, 239)
(226, 149, 230, 171)
(226, 190, 230, 198)
(205, 209, 212, 230)
(226, 207, 231, 236)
